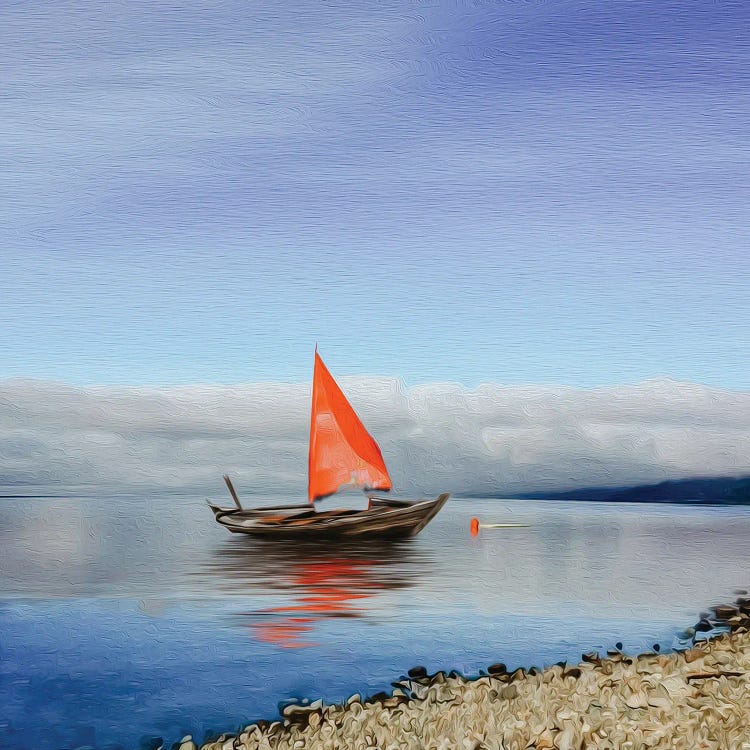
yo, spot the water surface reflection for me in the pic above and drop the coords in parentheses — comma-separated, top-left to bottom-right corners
(199, 538, 431, 647)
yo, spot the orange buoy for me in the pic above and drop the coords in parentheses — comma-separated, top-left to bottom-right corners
(470, 518, 530, 535)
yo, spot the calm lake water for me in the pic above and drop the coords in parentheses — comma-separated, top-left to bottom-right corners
(2, 494, 750, 750)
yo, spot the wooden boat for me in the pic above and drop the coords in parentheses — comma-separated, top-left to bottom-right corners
(209, 349, 449, 539)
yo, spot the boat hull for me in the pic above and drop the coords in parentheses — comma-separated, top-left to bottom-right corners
(209, 494, 449, 539)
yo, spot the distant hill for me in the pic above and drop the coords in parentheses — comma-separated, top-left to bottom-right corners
(518, 476, 750, 505)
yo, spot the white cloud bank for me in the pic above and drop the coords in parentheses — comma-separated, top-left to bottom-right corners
(1, 377, 750, 497)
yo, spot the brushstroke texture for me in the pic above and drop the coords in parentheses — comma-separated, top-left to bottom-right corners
(2, 377, 749, 495)
(1, 1, 749, 387)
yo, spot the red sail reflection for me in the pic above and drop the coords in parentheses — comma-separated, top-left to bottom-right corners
(248, 559, 387, 648)
(203, 538, 425, 650)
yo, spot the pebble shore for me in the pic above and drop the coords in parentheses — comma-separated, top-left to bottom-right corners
(194, 600, 750, 750)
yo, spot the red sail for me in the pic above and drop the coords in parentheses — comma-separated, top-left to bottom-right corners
(308, 352, 392, 502)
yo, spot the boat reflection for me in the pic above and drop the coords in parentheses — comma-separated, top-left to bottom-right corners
(201, 538, 431, 648)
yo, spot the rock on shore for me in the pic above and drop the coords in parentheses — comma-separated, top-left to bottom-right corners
(200, 615, 750, 750)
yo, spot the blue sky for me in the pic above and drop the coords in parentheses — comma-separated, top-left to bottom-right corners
(2, 0, 749, 388)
